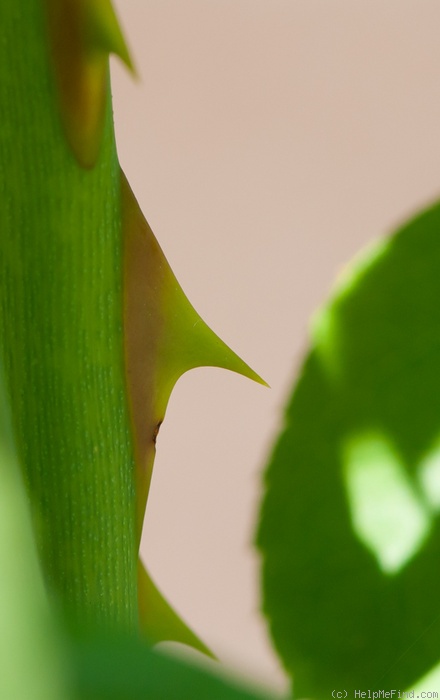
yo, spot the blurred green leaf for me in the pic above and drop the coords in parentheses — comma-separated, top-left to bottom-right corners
(257, 202, 440, 697)
(0, 366, 71, 700)
(73, 635, 277, 700)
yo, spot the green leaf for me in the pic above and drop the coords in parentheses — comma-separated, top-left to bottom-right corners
(73, 634, 277, 700)
(257, 201, 440, 697)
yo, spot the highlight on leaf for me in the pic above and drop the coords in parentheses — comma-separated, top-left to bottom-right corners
(342, 431, 431, 575)
(44, 0, 134, 168)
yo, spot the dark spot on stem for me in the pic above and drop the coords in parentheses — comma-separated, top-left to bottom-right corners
(152, 421, 163, 445)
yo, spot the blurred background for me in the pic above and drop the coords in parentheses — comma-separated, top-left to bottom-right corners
(111, 1, 440, 693)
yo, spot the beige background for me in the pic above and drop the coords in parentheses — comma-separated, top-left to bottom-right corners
(111, 1, 440, 693)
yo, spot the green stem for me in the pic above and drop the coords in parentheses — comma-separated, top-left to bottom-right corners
(0, 0, 137, 632)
